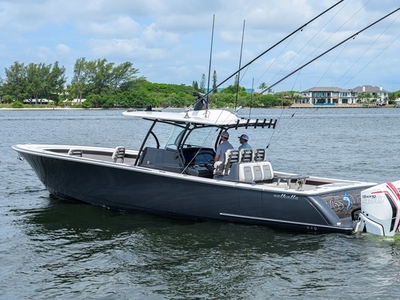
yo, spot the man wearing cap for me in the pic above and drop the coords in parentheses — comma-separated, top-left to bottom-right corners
(215, 131, 233, 162)
(238, 134, 251, 151)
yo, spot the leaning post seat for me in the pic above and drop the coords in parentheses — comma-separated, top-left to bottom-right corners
(237, 148, 274, 182)
(223, 149, 240, 176)
(239, 149, 253, 162)
(253, 148, 266, 161)
(213, 149, 240, 176)
(112, 146, 126, 163)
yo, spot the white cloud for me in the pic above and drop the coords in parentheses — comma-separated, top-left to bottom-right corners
(29, 46, 57, 63)
(79, 15, 142, 38)
(0, 0, 399, 91)
(88, 38, 165, 61)
(56, 44, 71, 56)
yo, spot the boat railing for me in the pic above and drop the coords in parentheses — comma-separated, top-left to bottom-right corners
(67, 149, 83, 157)
(275, 174, 310, 190)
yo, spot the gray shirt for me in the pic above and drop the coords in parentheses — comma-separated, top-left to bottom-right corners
(238, 142, 251, 151)
(216, 141, 234, 162)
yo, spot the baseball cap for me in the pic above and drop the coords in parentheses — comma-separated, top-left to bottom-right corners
(238, 134, 249, 141)
(220, 131, 229, 138)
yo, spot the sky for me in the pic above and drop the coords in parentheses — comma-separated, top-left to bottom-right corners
(0, 0, 399, 92)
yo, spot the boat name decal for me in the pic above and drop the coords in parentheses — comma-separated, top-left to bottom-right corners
(274, 193, 299, 200)
(324, 193, 361, 212)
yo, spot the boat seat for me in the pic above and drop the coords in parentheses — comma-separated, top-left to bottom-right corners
(253, 148, 266, 162)
(68, 149, 83, 157)
(214, 149, 240, 176)
(259, 161, 274, 180)
(238, 163, 254, 182)
(112, 146, 125, 163)
(238, 161, 274, 182)
(239, 149, 253, 162)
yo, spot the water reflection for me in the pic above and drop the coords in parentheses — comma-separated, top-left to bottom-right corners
(18, 196, 335, 298)
(5, 191, 400, 299)
(24, 196, 324, 254)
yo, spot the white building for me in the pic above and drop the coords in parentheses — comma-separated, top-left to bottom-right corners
(301, 85, 389, 105)
(301, 87, 356, 105)
(352, 85, 389, 104)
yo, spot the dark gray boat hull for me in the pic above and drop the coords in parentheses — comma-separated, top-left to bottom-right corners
(16, 148, 369, 235)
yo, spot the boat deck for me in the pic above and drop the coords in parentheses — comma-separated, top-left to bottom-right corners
(31, 145, 372, 194)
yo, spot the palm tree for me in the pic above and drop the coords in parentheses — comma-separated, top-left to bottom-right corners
(258, 82, 267, 92)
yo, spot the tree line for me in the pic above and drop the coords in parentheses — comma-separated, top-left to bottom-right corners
(0, 58, 334, 109)
(0, 58, 294, 108)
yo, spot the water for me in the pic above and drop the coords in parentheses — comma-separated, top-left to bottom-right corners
(1, 107, 400, 299)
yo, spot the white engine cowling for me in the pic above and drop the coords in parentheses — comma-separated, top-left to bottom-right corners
(358, 180, 400, 236)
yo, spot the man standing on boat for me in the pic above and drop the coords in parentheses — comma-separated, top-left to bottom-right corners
(238, 134, 251, 151)
(215, 131, 233, 162)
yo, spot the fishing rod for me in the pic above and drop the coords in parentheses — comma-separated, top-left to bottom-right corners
(260, 6, 400, 94)
(206, 14, 215, 104)
(234, 19, 246, 111)
(204, 0, 345, 97)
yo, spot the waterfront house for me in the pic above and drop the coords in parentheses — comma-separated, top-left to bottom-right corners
(301, 85, 389, 105)
(301, 87, 356, 105)
(351, 85, 389, 104)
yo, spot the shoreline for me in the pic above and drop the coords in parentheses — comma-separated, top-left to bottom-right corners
(0, 104, 398, 110)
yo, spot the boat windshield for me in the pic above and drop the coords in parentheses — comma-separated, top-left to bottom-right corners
(165, 125, 219, 150)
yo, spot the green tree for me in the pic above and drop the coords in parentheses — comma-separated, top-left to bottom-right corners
(3, 61, 66, 104)
(85, 58, 113, 95)
(192, 81, 199, 91)
(199, 74, 206, 93)
(109, 61, 139, 92)
(212, 70, 217, 93)
(220, 84, 246, 94)
(48, 61, 67, 103)
(25, 62, 53, 103)
(2, 94, 13, 104)
(258, 82, 267, 91)
(0, 77, 3, 103)
(3, 61, 27, 101)
(69, 58, 140, 107)
(388, 91, 399, 101)
(357, 92, 372, 104)
(70, 57, 88, 102)
(12, 100, 23, 108)
(24, 62, 66, 104)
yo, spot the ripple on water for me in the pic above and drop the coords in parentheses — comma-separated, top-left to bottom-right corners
(2, 108, 400, 299)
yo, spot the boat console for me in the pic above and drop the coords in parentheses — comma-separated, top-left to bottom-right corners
(138, 146, 215, 178)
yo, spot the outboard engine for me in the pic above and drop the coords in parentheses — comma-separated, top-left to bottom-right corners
(358, 180, 400, 236)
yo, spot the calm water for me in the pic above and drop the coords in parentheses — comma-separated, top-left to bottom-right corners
(1, 107, 400, 299)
